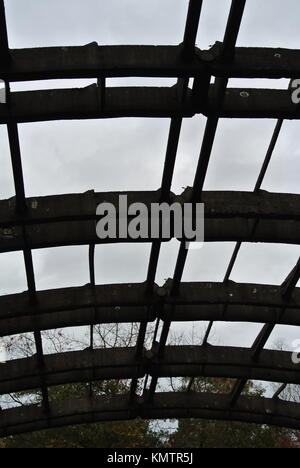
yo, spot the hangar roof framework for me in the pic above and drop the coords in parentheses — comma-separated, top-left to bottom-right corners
(0, 0, 300, 436)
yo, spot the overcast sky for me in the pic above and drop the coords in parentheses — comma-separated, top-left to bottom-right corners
(0, 0, 299, 373)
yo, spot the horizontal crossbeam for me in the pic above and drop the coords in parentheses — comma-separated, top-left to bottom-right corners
(0, 282, 299, 336)
(0, 191, 299, 253)
(1, 45, 300, 81)
(0, 86, 299, 122)
(1, 392, 300, 437)
(1, 190, 299, 226)
(0, 345, 299, 396)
